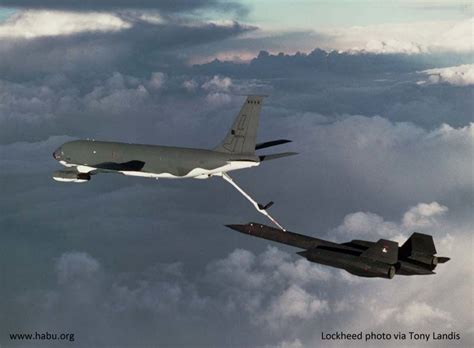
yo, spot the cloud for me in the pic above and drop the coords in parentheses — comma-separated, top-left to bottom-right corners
(316, 18, 474, 55)
(205, 92, 232, 106)
(0, 10, 131, 38)
(335, 201, 448, 244)
(430, 17, 474, 53)
(0, 13, 255, 80)
(278, 117, 473, 231)
(394, 301, 453, 326)
(362, 39, 424, 55)
(370, 300, 454, 329)
(0, 0, 246, 14)
(275, 339, 303, 348)
(206, 247, 331, 292)
(200, 75, 234, 105)
(7, 206, 471, 347)
(337, 212, 399, 239)
(402, 202, 448, 229)
(183, 79, 198, 91)
(203, 246, 331, 331)
(206, 248, 266, 290)
(419, 64, 474, 86)
(201, 75, 233, 92)
(194, 17, 473, 63)
(263, 285, 329, 324)
(148, 72, 166, 89)
(56, 251, 100, 284)
(53, 252, 104, 308)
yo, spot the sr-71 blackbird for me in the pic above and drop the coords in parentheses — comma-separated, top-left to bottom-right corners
(52, 96, 296, 229)
(226, 223, 449, 279)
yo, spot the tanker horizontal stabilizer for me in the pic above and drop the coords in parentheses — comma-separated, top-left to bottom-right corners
(255, 139, 292, 150)
(259, 152, 298, 161)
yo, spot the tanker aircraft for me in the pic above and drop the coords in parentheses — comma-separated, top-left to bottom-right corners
(52, 96, 296, 229)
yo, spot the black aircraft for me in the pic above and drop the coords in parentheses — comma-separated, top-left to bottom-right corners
(226, 223, 450, 279)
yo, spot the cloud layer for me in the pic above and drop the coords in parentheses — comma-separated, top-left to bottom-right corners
(0, 10, 131, 38)
(5, 201, 469, 347)
(420, 64, 474, 86)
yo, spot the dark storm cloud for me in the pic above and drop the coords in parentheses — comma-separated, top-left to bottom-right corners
(1, 47, 471, 146)
(193, 49, 473, 76)
(0, 0, 247, 15)
(0, 19, 256, 80)
(192, 50, 473, 128)
(0, 14, 257, 144)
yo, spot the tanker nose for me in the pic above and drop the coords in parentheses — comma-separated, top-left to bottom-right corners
(53, 147, 62, 160)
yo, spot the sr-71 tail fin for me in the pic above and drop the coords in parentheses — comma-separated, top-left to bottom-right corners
(399, 232, 450, 264)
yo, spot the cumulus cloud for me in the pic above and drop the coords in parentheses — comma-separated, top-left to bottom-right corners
(206, 248, 266, 289)
(430, 17, 474, 53)
(203, 246, 332, 331)
(205, 92, 232, 106)
(276, 117, 473, 233)
(337, 212, 399, 239)
(361, 39, 424, 55)
(394, 301, 453, 326)
(9, 206, 471, 347)
(263, 285, 329, 324)
(206, 247, 331, 292)
(419, 64, 474, 86)
(201, 17, 474, 61)
(275, 339, 303, 348)
(369, 300, 454, 328)
(200, 75, 236, 106)
(183, 79, 198, 91)
(402, 202, 448, 229)
(336, 201, 449, 243)
(0, 10, 131, 38)
(53, 252, 104, 308)
(201, 75, 233, 92)
(318, 18, 474, 55)
(148, 72, 166, 89)
(56, 251, 100, 284)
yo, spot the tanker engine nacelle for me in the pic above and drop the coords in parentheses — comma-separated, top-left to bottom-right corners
(53, 170, 90, 183)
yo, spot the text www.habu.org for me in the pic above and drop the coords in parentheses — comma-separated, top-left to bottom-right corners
(9, 331, 75, 342)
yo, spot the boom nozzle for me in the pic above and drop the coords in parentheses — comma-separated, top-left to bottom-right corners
(258, 201, 274, 210)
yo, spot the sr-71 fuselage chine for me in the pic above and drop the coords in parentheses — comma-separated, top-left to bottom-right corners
(52, 96, 296, 229)
(226, 223, 450, 279)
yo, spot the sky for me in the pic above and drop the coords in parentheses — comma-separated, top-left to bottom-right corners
(240, 0, 471, 29)
(0, 1, 473, 347)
